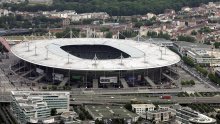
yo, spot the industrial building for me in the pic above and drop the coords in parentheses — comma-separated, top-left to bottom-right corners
(85, 105, 140, 123)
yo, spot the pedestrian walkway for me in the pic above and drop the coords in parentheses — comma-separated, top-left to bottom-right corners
(93, 79, 98, 88)
(120, 78, 129, 88)
(144, 76, 156, 88)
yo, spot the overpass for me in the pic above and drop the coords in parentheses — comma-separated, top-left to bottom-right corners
(70, 95, 220, 105)
(1, 91, 220, 105)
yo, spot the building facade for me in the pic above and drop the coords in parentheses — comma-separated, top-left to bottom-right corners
(176, 107, 216, 124)
(11, 91, 70, 124)
(132, 104, 156, 114)
(146, 110, 171, 123)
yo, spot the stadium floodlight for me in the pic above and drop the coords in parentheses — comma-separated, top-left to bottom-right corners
(67, 53, 71, 64)
(34, 45, 37, 56)
(45, 48, 49, 60)
(119, 53, 124, 65)
(143, 53, 147, 63)
(27, 42, 30, 52)
(92, 54, 98, 66)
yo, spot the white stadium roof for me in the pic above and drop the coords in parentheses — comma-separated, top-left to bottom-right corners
(11, 38, 180, 71)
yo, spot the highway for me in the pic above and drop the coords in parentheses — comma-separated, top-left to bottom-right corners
(70, 94, 220, 104)
(1, 92, 220, 105)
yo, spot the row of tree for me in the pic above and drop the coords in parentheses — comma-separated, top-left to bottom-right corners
(182, 56, 195, 67)
(177, 35, 196, 43)
(147, 31, 171, 40)
(3, 0, 220, 16)
(195, 65, 208, 76)
(0, 15, 61, 30)
(208, 73, 220, 85)
(181, 80, 195, 86)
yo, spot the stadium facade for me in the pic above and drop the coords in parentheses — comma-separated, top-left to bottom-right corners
(11, 38, 180, 88)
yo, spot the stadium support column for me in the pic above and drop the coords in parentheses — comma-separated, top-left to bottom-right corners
(24, 61, 26, 72)
(133, 70, 135, 87)
(69, 69, 70, 87)
(85, 71, 88, 88)
(29, 62, 31, 77)
(118, 70, 121, 88)
(34, 45, 37, 56)
(160, 68, 162, 85)
(52, 68, 54, 85)
(70, 29, 73, 38)
(18, 60, 21, 73)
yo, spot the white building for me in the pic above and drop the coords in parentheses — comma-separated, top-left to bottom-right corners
(0, 9, 9, 17)
(132, 104, 155, 114)
(146, 110, 171, 123)
(28, 0, 53, 5)
(176, 107, 216, 124)
(11, 91, 70, 124)
(42, 10, 77, 19)
(71, 12, 109, 22)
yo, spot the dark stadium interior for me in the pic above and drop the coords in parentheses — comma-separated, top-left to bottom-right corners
(61, 45, 130, 60)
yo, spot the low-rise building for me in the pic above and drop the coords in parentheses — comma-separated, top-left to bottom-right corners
(173, 41, 220, 66)
(146, 109, 171, 123)
(11, 91, 70, 124)
(85, 105, 139, 123)
(131, 104, 155, 114)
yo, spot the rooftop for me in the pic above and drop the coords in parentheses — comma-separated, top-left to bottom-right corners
(86, 105, 139, 119)
(11, 91, 69, 113)
(131, 104, 155, 108)
(11, 38, 180, 71)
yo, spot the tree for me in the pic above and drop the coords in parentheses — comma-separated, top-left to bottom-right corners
(95, 119, 104, 124)
(105, 31, 113, 38)
(147, 31, 157, 38)
(79, 112, 85, 120)
(214, 42, 220, 48)
(124, 103, 132, 111)
(51, 108, 57, 116)
(198, 26, 212, 34)
(100, 27, 110, 32)
(134, 22, 143, 28)
(59, 120, 65, 124)
(119, 30, 138, 39)
(189, 80, 195, 85)
(56, 28, 80, 38)
(191, 30, 197, 35)
(178, 35, 196, 42)
(182, 56, 195, 67)
(4, 0, 218, 16)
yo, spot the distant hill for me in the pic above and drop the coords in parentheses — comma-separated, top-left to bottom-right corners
(3, 0, 220, 16)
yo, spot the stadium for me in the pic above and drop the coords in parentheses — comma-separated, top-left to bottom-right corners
(10, 38, 180, 88)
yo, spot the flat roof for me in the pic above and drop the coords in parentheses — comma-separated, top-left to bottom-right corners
(11, 38, 180, 71)
(132, 104, 155, 108)
(86, 105, 139, 119)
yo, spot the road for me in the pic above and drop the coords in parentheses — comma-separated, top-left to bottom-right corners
(70, 93, 220, 104)
(178, 61, 219, 91)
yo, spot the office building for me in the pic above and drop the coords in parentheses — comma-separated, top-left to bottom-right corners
(132, 104, 156, 114)
(11, 91, 70, 124)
